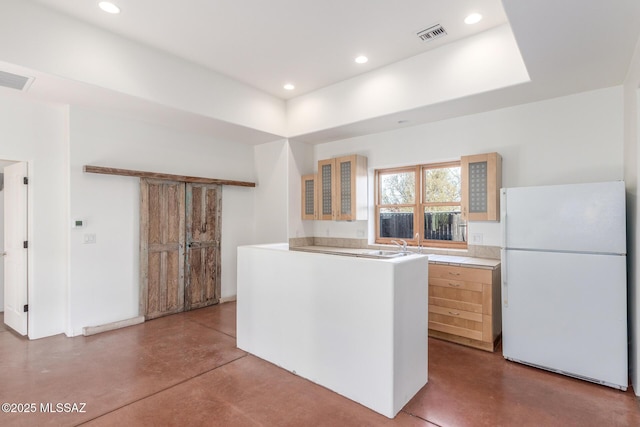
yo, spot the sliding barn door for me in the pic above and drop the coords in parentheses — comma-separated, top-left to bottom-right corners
(185, 183, 221, 310)
(140, 179, 186, 320)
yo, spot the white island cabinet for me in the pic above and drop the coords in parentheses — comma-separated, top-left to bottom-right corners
(237, 243, 428, 418)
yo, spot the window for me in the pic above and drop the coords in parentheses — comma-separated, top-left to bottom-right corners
(377, 166, 418, 240)
(375, 161, 466, 248)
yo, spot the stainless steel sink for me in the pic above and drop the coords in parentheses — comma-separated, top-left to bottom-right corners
(360, 250, 408, 258)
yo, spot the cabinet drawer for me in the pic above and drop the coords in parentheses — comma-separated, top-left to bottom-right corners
(429, 296, 483, 314)
(429, 312, 483, 341)
(427, 262, 501, 352)
(429, 277, 483, 293)
(429, 264, 492, 284)
(429, 285, 483, 305)
(429, 304, 482, 322)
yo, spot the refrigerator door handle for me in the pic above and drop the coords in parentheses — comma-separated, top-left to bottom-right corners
(500, 189, 508, 308)
(501, 248, 508, 308)
(500, 188, 507, 249)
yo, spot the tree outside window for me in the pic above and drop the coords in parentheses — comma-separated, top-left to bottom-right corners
(376, 162, 466, 248)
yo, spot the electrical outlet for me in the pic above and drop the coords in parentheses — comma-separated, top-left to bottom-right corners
(470, 233, 483, 244)
(84, 234, 96, 244)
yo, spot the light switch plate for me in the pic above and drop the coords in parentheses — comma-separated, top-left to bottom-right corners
(84, 234, 96, 244)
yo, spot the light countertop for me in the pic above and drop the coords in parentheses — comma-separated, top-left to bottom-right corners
(290, 246, 500, 269)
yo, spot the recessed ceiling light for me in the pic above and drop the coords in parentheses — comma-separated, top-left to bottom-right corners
(464, 13, 482, 25)
(355, 56, 368, 64)
(99, 2, 121, 14)
(283, 83, 295, 91)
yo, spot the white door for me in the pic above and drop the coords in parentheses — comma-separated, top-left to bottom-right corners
(502, 249, 628, 389)
(4, 162, 28, 335)
(501, 181, 626, 254)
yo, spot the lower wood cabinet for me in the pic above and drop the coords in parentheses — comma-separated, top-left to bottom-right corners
(428, 263, 501, 351)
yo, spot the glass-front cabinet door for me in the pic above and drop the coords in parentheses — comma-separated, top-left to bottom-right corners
(335, 155, 368, 221)
(301, 174, 317, 220)
(318, 159, 336, 220)
(310, 155, 368, 221)
(461, 152, 502, 221)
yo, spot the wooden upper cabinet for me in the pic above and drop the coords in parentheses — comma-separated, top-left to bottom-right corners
(318, 158, 336, 220)
(312, 155, 368, 221)
(461, 152, 502, 221)
(301, 174, 318, 220)
(335, 155, 368, 221)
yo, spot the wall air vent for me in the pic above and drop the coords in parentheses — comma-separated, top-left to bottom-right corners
(417, 24, 447, 42)
(0, 70, 34, 91)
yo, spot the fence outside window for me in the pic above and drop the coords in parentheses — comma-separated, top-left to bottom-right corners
(380, 211, 466, 242)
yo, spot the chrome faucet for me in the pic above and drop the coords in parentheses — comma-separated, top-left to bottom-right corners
(391, 239, 407, 253)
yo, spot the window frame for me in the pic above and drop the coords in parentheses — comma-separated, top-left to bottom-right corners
(375, 161, 467, 249)
(375, 166, 420, 246)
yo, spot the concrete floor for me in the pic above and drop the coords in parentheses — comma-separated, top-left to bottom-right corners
(0, 304, 639, 426)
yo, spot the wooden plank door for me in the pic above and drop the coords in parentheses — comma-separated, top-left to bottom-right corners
(185, 183, 221, 311)
(140, 179, 186, 320)
(3, 162, 28, 335)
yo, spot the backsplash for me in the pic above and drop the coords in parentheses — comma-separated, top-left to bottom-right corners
(288, 237, 500, 260)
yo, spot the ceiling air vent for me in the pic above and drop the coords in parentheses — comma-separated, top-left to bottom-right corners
(417, 24, 447, 42)
(0, 70, 34, 91)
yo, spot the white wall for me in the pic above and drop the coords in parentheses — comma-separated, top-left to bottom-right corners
(310, 87, 625, 248)
(68, 107, 256, 336)
(288, 140, 316, 239)
(0, 161, 10, 311)
(0, 159, 19, 313)
(220, 185, 257, 300)
(0, 94, 69, 339)
(287, 24, 529, 137)
(623, 35, 640, 395)
(0, 0, 286, 137)
(252, 139, 315, 244)
(253, 140, 289, 244)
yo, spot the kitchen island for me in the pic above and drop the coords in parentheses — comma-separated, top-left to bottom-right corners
(237, 243, 429, 418)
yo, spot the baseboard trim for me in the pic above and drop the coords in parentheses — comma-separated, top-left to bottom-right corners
(82, 315, 145, 336)
(219, 295, 237, 303)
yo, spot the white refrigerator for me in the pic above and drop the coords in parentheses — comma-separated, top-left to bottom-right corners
(501, 181, 628, 390)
